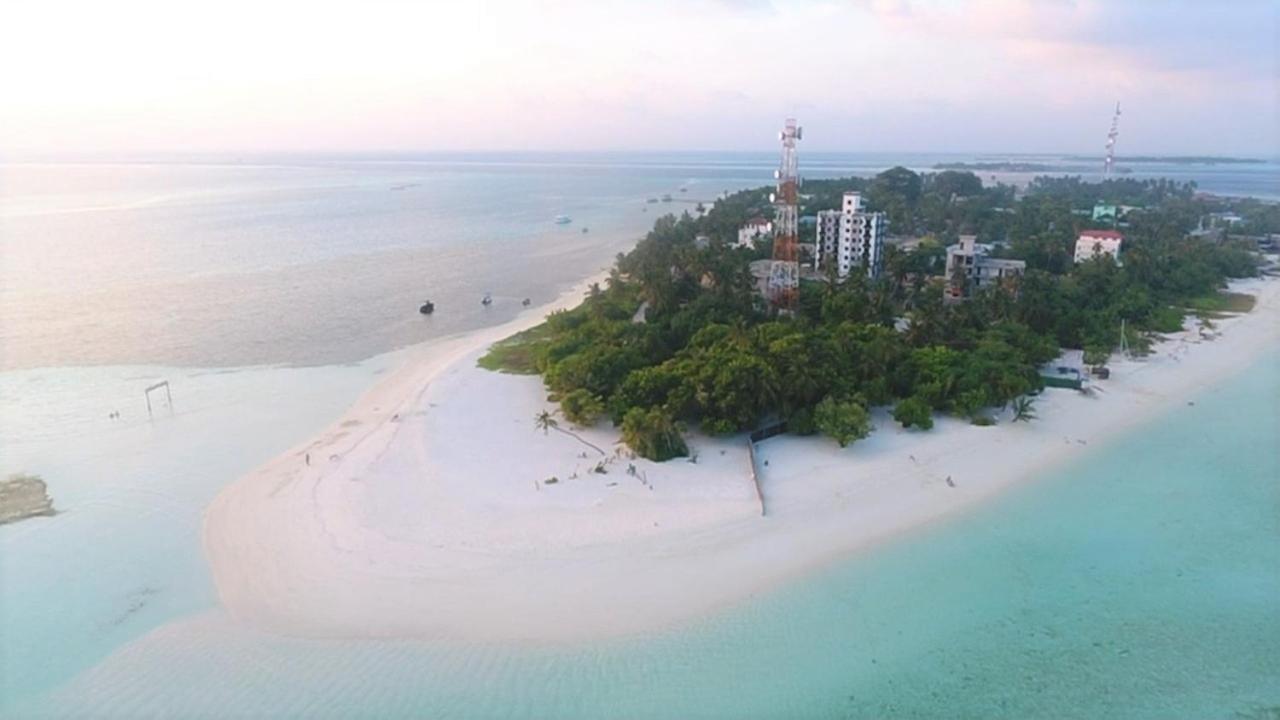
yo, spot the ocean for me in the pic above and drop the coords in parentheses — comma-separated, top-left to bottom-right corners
(1, 153, 1277, 717)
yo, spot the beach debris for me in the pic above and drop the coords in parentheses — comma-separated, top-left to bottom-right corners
(606, 482, 617, 487)
(945, 476, 955, 488)
(305, 453, 310, 466)
(107, 586, 160, 628)
(593, 460, 608, 475)
(544, 477, 559, 485)
(687, 451, 699, 464)
(0, 474, 56, 525)
(627, 464, 637, 477)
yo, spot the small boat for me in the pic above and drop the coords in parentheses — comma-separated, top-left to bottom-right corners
(679, 187, 688, 192)
(645, 197, 658, 204)
(554, 215, 572, 225)
(522, 298, 532, 307)
(481, 292, 493, 306)
(661, 194, 672, 202)
(418, 300, 435, 315)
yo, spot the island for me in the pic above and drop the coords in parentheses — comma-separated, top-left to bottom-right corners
(200, 168, 1279, 644)
(933, 161, 1059, 172)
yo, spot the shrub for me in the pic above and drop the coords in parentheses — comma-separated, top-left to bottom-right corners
(1082, 344, 1110, 367)
(621, 407, 688, 461)
(1148, 306, 1186, 334)
(560, 389, 605, 426)
(814, 396, 873, 448)
(952, 389, 986, 420)
(788, 406, 818, 436)
(893, 396, 934, 430)
(970, 415, 996, 427)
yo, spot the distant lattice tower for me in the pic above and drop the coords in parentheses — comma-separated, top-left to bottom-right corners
(767, 118, 802, 311)
(1103, 102, 1121, 177)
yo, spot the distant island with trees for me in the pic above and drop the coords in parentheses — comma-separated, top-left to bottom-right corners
(935, 157, 1267, 173)
(481, 168, 1272, 460)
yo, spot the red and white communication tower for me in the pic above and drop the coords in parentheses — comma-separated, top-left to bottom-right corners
(767, 118, 802, 311)
(1103, 102, 1121, 177)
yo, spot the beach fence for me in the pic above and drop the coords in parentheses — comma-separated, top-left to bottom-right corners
(144, 380, 173, 418)
(745, 421, 787, 517)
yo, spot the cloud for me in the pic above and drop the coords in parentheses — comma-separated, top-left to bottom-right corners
(0, 0, 1272, 155)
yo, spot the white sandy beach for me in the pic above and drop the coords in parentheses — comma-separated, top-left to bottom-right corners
(202, 272, 1280, 643)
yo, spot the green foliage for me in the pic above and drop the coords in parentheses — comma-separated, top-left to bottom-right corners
(814, 396, 873, 448)
(1147, 306, 1186, 333)
(478, 323, 552, 374)
(560, 389, 605, 426)
(1082, 344, 1111, 367)
(787, 406, 818, 436)
(1185, 291, 1257, 315)
(970, 415, 997, 427)
(893, 396, 934, 430)
(621, 407, 688, 461)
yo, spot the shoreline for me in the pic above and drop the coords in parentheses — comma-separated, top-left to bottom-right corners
(202, 272, 1280, 643)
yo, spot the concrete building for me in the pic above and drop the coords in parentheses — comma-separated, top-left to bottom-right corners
(945, 235, 1026, 301)
(1092, 204, 1118, 223)
(814, 192, 887, 279)
(1074, 229, 1124, 264)
(737, 217, 772, 248)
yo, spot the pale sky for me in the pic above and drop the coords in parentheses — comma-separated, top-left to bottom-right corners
(1, 0, 1275, 156)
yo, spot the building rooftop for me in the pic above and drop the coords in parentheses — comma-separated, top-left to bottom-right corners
(1079, 229, 1124, 239)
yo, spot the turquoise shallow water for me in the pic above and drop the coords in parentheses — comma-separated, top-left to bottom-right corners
(24, 349, 1278, 718)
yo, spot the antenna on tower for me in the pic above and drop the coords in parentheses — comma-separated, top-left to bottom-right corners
(767, 118, 802, 311)
(1103, 102, 1121, 177)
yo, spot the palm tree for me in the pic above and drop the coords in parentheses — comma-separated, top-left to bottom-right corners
(1011, 395, 1037, 423)
(534, 408, 605, 455)
(534, 410, 558, 435)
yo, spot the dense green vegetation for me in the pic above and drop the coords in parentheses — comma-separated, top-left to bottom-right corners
(481, 168, 1265, 460)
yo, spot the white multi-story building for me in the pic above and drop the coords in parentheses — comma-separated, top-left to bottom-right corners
(1074, 230, 1124, 264)
(737, 217, 773, 248)
(945, 235, 1026, 301)
(814, 192, 886, 279)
